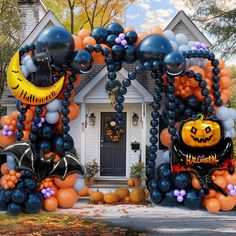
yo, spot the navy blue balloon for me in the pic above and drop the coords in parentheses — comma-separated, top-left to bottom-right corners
(158, 177, 172, 193)
(162, 190, 178, 206)
(54, 135, 74, 155)
(91, 27, 108, 44)
(112, 44, 125, 59)
(184, 189, 202, 210)
(36, 26, 74, 65)
(106, 34, 116, 47)
(124, 45, 137, 64)
(156, 163, 171, 178)
(39, 140, 51, 153)
(12, 189, 27, 204)
(23, 193, 42, 214)
(70, 50, 93, 73)
(174, 173, 191, 189)
(106, 22, 124, 36)
(2, 189, 12, 202)
(158, 166, 172, 178)
(40, 125, 55, 139)
(7, 202, 21, 216)
(0, 190, 8, 210)
(24, 178, 38, 190)
(125, 31, 137, 44)
(150, 190, 163, 204)
(148, 178, 159, 191)
(187, 95, 199, 108)
(137, 34, 173, 64)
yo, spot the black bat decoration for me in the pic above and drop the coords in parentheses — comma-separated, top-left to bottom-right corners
(0, 141, 84, 183)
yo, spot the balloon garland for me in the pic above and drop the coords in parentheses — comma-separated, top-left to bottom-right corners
(0, 22, 235, 215)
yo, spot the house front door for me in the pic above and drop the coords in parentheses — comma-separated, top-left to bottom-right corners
(100, 112, 126, 176)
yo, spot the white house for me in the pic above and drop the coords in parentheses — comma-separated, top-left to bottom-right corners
(0, 1, 211, 182)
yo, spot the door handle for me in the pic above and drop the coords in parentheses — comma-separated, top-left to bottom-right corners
(101, 140, 104, 143)
(100, 144, 103, 148)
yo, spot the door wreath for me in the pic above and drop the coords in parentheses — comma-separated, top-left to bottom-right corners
(105, 120, 124, 142)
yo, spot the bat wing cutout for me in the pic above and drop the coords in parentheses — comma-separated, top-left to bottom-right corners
(47, 152, 85, 180)
(0, 141, 36, 175)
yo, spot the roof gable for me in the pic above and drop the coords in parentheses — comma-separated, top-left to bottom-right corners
(165, 10, 212, 47)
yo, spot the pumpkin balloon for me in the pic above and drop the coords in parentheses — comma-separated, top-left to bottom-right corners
(160, 128, 172, 148)
(68, 102, 80, 121)
(205, 189, 217, 199)
(78, 29, 91, 40)
(104, 193, 119, 204)
(205, 198, 220, 214)
(54, 173, 77, 188)
(130, 188, 146, 204)
(224, 172, 236, 185)
(44, 196, 58, 211)
(78, 186, 89, 196)
(213, 175, 227, 189)
(180, 115, 223, 148)
(115, 188, 130, 201)
(1, 163, 9, 175)
(90, 189, 104, 204)
(216, 193, 235, 211)
(191, 175, 202, 190)
(57, 188, 78, 208)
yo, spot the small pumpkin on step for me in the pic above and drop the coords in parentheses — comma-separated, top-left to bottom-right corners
(130, 188, 146, 204)
(90, 189, 104, 204)
(104, 192, 119, 204)
(115, 188, 130, 202)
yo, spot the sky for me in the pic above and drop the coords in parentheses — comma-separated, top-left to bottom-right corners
(125, 0, 190, 31)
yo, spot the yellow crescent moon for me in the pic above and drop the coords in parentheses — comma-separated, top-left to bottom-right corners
(7, 52, 65, 105)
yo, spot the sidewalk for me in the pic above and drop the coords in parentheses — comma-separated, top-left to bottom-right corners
(60, 199, 236, 236)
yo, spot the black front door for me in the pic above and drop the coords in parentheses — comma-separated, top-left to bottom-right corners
(100, 112, 126, 176)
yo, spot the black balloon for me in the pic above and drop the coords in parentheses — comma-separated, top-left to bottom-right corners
(91, 27, 108, 44)
(24, 178, 38, 190)
(174, 173, 191, 189)
(162, 190, 178, 206)
(36, 26, 74, 65)
(39, 140, 51, 153)
(124, 45, 137, 64)
(2, 189, 12, 202)
(7, 202, 21, 216)
(163, 51, 186, 76)
(23, 193, 42, 214)
(184, 189, 202, 210)
(107, 22, 124, 36)
(111, 44, 125, 59)
(150, 190, 163, 204)
(12, 189, 27, 204)
(70, 50, 94, 73)
(40, 124, 55, 139)
(54, 135, 74, 155)
(187, 95, 199, 108)
(137, 34, 173, 64)
(106, 34, 117, 47)
(157, 165, 172, 178)
(158, 177, 172, 192)
(125, 31, 137, 44)
(156, 163, 171, 178)
(148, 178, 159, 191)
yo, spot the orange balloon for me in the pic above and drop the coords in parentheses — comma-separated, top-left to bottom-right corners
(205, 198, 220, 214)
(68, 102, 80, 121)
(187, 77, 199, 89)
(78, 29, 91, 40)
(150, 26, 163, 35)
(212, 170, 226, 176)
(72, 35, 83, 51)
(160, 128, 172, 148)
(135, 31, 149, 46)
(24, 122, 32, 131)
(191, 175, 202, 190)
(83, 36, 96, 48)
(224, 172, 236, 185)
(51, 183, 58, 196)
(10, 111, 18, 120)
(0, 175, 7, 186)
(213, 175, 227, 189)
(221, 93, 229, 105)
(54, 173, 78, 189)
(124, 26, 136, 33)
(220, 68, 232, 78)
(92, 44, 110, 64)
(44, 196, 58, 211)
(1, 163, 9, 175)
(216, 193, 235, 211)
(21, 130, 30, 141)
(205, 189, 217, 199)
(194, 87, 204, 102)
(0, 131, 16, 148)
(220, 76, 233, 89)
(57, 188, 78, 208)
(0, 115, 12, 126)
(218, 58, 225, 69)
(222, 89, 232, 98)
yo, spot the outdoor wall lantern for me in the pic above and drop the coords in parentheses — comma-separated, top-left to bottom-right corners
(132, 113, 139, 126)
(88, 113, 96, 126)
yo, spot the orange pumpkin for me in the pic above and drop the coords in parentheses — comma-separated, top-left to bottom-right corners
(78, 186, 89, 196)
(130, 188, 146, 204)
(127, 179, 134, 186)
(115, 188, 130, 201)
(90, 189, 104, 204)
(44, 196, 58, 211)
(124, 196, 131, 204)
(104, 193, 119, 204)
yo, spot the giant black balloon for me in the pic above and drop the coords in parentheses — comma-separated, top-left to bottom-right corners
(124, 45, 137, 64)
(137, 34, 173, 64)
(163, 51, 186, 76)
(36, 26, 74, 65)
(184, 189, 202, 210)
(91, 27, 108, 44)
(106, 22, 124, 36)
(70, 50, 93, 73)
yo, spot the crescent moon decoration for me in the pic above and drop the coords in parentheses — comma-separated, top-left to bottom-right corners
(7, 52, 65, 105)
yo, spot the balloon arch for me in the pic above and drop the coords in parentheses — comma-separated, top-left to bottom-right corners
(0, 22, 235, 215)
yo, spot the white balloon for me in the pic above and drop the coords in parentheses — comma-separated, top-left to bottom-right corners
(21, 65, 29, 78)
(163, 30, 175, 41)
(225, 130, 231, 138)
(187, 41, 196, 48)
(185, 59, 190, 69)
(7, 155, 16, 171)
(200, 59, 208, 68)
(170, 40, 178, 51)
(73, 178, 85, 192)
(224, 118, 234, 130)
(229, 108, 236, 120)
(216, 106, 230, 121)
(229, 128, 236, 138)
(46, 99, 62, 112)
(188, 58, 201, 66)
(178, 45, 190, 51)
(21, 55, 32, 65)
(45, 111, 59, 124)
(162, 150, 171, 163)
(25, 58, 37, 72)
(175, 33, 188, 46)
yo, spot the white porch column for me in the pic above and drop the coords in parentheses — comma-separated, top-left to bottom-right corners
(80, 102, 86, 165)
(141, 101, 147, 166)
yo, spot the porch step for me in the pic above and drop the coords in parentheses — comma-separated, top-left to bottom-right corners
(93, 179, 128, 186)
